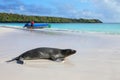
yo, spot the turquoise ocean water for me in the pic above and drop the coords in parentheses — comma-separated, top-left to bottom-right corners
(0, 23, 120, 34)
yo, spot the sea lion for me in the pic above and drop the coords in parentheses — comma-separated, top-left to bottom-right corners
(6, 47, 76, 64)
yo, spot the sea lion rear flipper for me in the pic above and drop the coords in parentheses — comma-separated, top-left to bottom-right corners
(6, 57, 19, 62)
(16, 60, 24, 64)
(6, 57, 24, 64)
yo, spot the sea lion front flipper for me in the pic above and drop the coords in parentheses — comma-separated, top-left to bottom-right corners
(55, 58, 64, 62)
(51, 56, 64, 62)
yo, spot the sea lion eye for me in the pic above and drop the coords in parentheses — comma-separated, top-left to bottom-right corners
(72, 50, 76, 53)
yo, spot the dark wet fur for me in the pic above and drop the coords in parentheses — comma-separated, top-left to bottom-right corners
(6, 47, 76, 64)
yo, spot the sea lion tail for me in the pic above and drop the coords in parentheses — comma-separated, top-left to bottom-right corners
(6, 57, 24, 64)
(6, 57, 19, 62)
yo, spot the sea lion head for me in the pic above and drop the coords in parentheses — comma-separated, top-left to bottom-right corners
(61, 49, 76, 57)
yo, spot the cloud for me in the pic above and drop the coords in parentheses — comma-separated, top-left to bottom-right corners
(0, 0, 120, 22)
(93, 0, 120, 13)
(23, 5, 52, 15)
(0, 0, 52, 16)
(1, 0, 21, 3)
(52, 4, 78, 17)
(103, 0, 120, 15)
(0, 0, 24, 13)
(91, 0, 120, 22)
(19, 6, 25, 11)
(51, 2, 103, 20)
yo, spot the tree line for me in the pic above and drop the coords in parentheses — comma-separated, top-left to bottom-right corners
(0, 13, 102, 23)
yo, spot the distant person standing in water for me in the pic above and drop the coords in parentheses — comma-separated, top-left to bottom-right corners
(31, 21, 34, 29)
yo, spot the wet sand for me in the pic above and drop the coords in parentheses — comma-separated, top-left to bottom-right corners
(0, 27, 120, 80)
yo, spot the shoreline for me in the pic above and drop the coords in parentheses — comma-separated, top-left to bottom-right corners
(1, 25, 120, 36)
(0, 27, 120, 80)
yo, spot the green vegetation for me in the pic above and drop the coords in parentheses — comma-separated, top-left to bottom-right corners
(0, 13, 102, 23)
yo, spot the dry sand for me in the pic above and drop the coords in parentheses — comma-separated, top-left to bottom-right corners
(0, 27, 120, 80)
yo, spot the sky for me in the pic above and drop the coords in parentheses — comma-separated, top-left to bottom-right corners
(0, 0, 120, 23)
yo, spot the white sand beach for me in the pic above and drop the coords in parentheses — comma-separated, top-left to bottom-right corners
(0, 27, 120, 80)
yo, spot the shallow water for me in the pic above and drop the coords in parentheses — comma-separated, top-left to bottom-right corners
(0, 23, 120, 34)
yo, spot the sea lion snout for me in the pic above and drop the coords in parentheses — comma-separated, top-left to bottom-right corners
(62, 49, 76, 57)
(72, 50, 76, 54)
(68, 49, 76, 54)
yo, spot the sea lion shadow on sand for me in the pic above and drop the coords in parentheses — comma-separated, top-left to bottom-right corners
(6, 47, 76, 64)
(24, 59, 75, 68)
